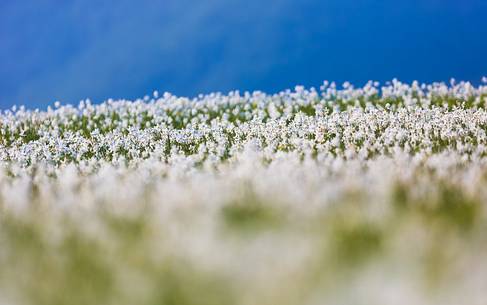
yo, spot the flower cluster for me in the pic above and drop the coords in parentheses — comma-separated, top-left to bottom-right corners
(1, 79, 487, 305)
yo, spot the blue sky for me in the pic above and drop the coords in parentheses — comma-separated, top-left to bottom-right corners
(1, 0, 486, 109)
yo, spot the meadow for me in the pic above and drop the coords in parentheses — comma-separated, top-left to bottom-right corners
(1, 79, 487, 305)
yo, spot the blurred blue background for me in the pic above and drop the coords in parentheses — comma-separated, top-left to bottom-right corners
(1, 0, 486, 109)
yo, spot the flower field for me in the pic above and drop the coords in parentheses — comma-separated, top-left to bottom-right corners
(1, 79, 487, 305)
